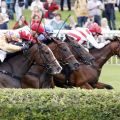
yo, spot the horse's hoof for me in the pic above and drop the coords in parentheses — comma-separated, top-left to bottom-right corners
(105, 85, 114, 90)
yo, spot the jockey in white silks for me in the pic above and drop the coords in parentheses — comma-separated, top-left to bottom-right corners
(66, 23, 110, 50)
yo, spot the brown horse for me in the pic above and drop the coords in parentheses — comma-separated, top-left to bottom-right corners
(53, 36, 96, 89)
(64, 35, 120, 89)
(0, 43, 62, 88)
(89, 37, 120, 89)
(22, 38, 81, 88)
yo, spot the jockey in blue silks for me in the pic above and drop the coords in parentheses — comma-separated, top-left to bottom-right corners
(37, 24, 54, 42)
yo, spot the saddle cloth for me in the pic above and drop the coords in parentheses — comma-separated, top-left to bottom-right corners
(0, 50, 7, 62)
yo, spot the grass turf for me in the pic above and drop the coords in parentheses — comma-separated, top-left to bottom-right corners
(100, 64, 120, 91)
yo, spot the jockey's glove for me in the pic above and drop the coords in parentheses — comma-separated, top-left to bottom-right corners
(37, 34, 46, 41)
(21, 44, 29, 50)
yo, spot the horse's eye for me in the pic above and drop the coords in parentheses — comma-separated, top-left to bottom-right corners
(62, 48, 67, 51)
(45, 52, 49, 54)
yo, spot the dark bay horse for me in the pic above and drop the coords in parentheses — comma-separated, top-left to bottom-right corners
(22, 38, 81, 88)
(0, 43, 62, 88)
(52, 36, 97, 89)
(64, 35, 120, 89)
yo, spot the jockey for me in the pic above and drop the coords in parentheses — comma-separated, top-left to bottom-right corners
(0, 32, 28, 62)
(0, 23, 45, 62)
(67, 22, 110, 50)
(37, 24, 53, 42)
(18, 22, 45, 43)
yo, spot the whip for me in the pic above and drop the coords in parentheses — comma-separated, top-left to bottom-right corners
(56, 14, 71, 38)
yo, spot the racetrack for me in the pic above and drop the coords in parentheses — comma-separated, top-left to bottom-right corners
(100, 64, 120, 91)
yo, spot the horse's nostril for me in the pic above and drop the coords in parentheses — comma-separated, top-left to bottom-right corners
(74, 63, 80, 69)
(48, 68, 52, 73)
(57, 67, 62, 72)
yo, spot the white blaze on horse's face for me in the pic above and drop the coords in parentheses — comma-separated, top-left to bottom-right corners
(46, 47, 62, 74)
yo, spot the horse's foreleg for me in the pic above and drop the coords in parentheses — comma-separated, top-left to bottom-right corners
(93, 82, 113, 90)
(80, 83, 93, 89)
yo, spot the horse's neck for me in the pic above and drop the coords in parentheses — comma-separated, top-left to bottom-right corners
(27, 64, 44, 73)
(0, 54, 32, 77)
(90, 45, 113, 68)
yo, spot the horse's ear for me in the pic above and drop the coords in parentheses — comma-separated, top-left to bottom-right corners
(65, 34, 74, 42)
(36, 39, 42, 45)
(52, 37, 60, 44)
(112, 36, 120, 42)
(65, 34, 69, 39)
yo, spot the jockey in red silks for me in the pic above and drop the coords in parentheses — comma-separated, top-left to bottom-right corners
(67, 23, 110, 50)
(19, 22, 45, 43)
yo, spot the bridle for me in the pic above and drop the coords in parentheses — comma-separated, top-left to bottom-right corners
(111, 41, 120, 56)
(35, 43, 57, 72)
(52, 41, 75, 63)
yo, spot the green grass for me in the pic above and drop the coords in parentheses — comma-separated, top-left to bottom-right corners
(100, 64, 120, 91)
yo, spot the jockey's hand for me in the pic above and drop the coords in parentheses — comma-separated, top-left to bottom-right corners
(21, 44, 29, 50)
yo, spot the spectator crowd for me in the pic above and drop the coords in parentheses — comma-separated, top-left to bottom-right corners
(0, 0, 120, 31)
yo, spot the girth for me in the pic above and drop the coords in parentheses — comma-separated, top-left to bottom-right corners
(0, 69, 21, 80)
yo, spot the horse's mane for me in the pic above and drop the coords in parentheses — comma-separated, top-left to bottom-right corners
(5, 51, 23, 62)
(43, 37, 62, 45)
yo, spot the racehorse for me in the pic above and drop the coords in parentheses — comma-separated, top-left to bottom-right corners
(22, 38, 81, 88)
(64, 35, 120, 89)
(53, 36, 97, 89)
(0, 42, 62, 88)
(89, 37, 120, 89)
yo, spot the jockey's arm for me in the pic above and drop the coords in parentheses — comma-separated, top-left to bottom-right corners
(3, 43, 22, 53)
(0, 33, 22, 53)
(86, 34, 110, 49)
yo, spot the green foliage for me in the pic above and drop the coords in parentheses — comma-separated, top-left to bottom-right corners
(0, 88, 120, 120)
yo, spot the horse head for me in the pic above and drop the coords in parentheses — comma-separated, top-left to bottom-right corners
(50, 37, 80, 71)
(30, 42, 62, 75)
(110, 36, 120, 57)
(65, 35, 95, 65)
